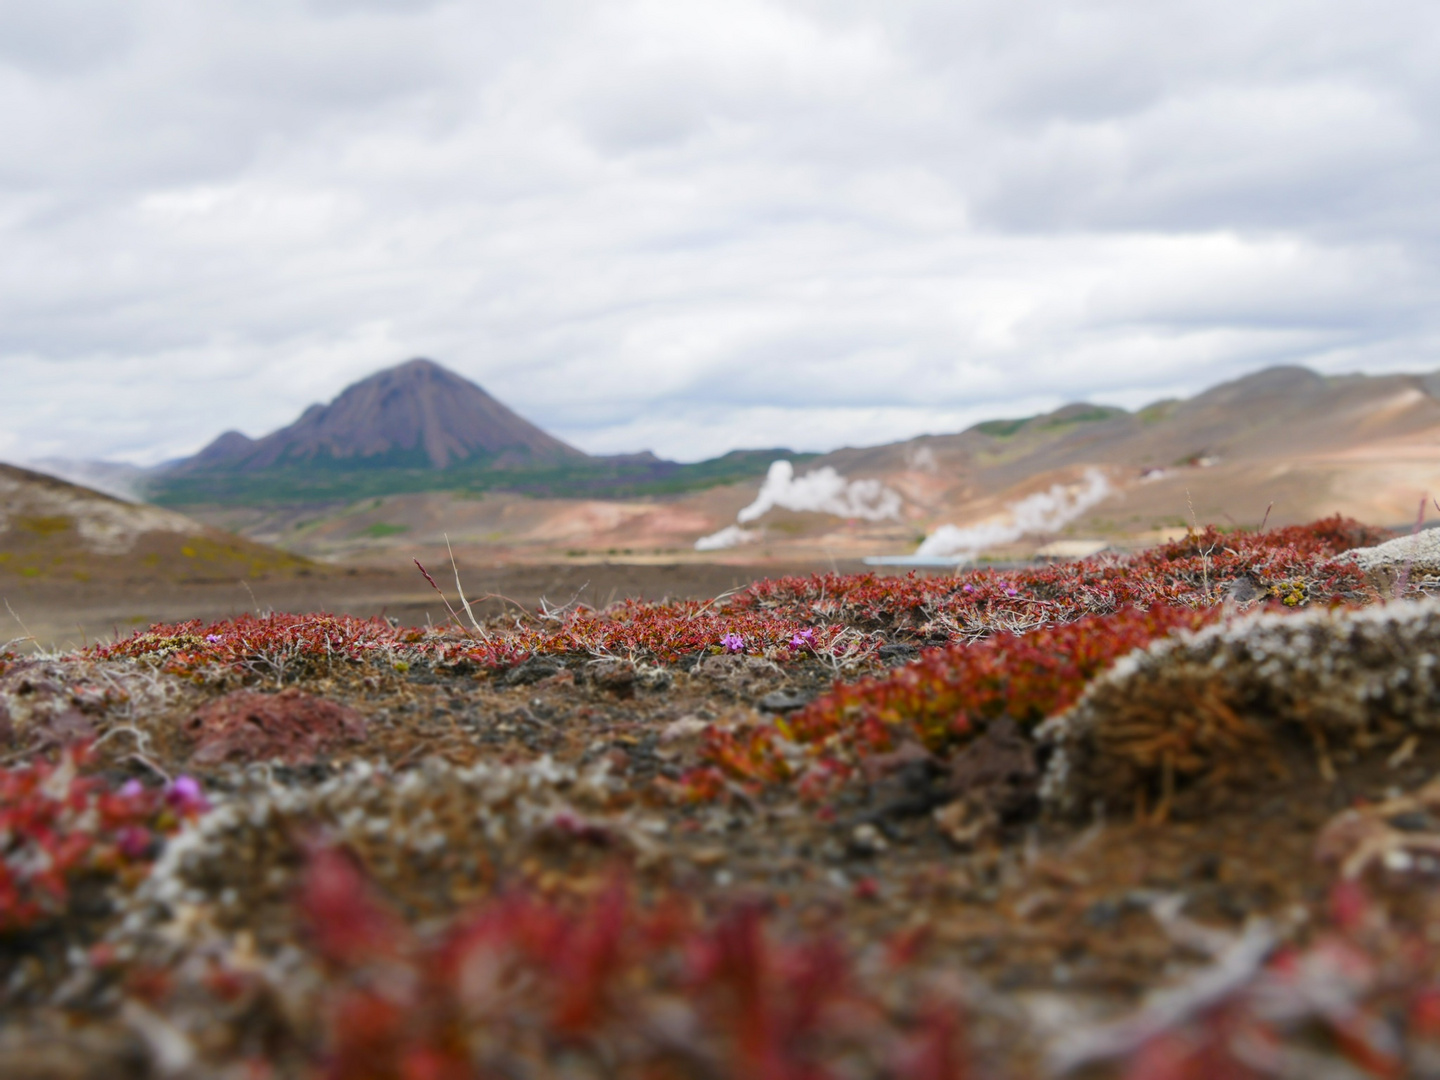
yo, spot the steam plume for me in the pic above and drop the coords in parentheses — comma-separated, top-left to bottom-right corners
(695, 459, 902, 551)
(915, 469, 1111, 559)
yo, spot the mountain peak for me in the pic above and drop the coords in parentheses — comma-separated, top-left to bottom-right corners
(178, 359, 584, 473)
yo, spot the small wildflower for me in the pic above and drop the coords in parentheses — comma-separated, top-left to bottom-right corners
(205, 634, 223, 644)
(789, 628, 816, 650)
(165, 775, 209, 816)
(720, 632, 745, 653)
(118, 778, 145, 800)
(961, 584, 975, 593)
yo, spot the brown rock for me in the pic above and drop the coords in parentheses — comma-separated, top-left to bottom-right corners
(945, 716, 1038, 816)
(185, 688, 367, 766)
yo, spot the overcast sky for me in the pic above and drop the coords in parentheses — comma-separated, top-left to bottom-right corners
(2, 0, 1439, 466)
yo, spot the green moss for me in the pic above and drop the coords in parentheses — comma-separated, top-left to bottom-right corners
(17, 515, 72, 536)
(358, 523, 409, 538)
(975, 417, 1031, 438)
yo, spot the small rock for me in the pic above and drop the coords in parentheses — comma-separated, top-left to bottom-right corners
(503, 656, 567, 687)
(878, 643, 918, 664)
(933, 799, 998, 850)
(659, 716, 708, 744)
(849, 822, 889, 856)
(945, 716, 1038, 817)
(758, 689, 812, 713)
(591, 660, 637, 698)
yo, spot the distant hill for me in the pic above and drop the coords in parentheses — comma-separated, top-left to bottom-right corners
(147, 359, 805, 506)
(0, 463, 310, 585)
(132, 363, 1440, 563)
(172, 358, 583, 473)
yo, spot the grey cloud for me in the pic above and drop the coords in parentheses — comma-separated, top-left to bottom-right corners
(4, 0, 1440, 467)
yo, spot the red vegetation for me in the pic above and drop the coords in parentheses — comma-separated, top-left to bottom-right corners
(297, 847, 971, 1080)
(186, 688, 368, 765)
(0, 750, 198, 933)
(791, 603, 1220, 752)
(92, 519, 1379, 681)
(690, 604, 1220, 798)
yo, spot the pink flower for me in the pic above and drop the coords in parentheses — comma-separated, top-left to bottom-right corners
(720, 632, 745, 653)
(205, 634, 223, 644)
(789, 629, 816, 650)
(118, 778, 145, 800)
(165, 775, 209, 816)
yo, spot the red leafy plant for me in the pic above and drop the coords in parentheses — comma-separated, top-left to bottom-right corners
(0, 749, 202, 934)
(687, 604, 1221, 799)
(92, 519, 1381, 684)
(297, 845, 972, 1080)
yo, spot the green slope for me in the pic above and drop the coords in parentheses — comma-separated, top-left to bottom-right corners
(146, 448, 814, 507)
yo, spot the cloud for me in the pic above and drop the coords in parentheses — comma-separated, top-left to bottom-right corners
(915, 470, 1112, 559)
(2, 1, 1440, 466)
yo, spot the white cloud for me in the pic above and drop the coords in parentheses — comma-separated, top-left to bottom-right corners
(2, 1, 1440, 465)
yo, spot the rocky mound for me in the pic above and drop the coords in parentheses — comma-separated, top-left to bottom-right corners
(1039, 598, 1440, 818)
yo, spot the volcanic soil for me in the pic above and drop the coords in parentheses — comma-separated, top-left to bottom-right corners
(4, 518, 1440, 1078)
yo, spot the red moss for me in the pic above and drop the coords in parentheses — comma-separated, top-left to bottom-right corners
(297, 847, 972, 1079)
(91, 518, 1378, 680)
(186, 688, 368, 766)
(789, 603, 1221, 753)
(691, 605, 1220, 797)
(0, 750, 199, 934)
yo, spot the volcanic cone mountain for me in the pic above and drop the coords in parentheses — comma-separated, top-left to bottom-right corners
(149, 360, 794, 506)
(174, 359, 583, 474)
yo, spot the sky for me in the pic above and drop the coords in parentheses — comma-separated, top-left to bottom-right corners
(2, 0, 1440, 466)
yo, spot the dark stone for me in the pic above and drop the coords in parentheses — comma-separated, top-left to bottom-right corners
(503, 656, 567, 687)
(758, 689, 813, 713)
(944, 716, 1039, 819)
(878, 643, 918, 664)
(1388, 810, 1439, 832)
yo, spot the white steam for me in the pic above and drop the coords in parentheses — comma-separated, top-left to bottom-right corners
(694, 524, 759, 552)
(695, 459, 903, 550)
(739, 460, 902, 523)
(915, 469, 1112, 559)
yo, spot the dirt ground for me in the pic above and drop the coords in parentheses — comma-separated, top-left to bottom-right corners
(1, 558, 881, 653)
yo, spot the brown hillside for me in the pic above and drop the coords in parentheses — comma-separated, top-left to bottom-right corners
(0, 463, 311, 586)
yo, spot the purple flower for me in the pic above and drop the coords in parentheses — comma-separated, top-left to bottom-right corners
(204, 634, 223, 644)
(720, 632, 745, 653)
(165, 775, 209, 815)
(961, 584, 975, 593)
(789, 628, 816, 650)
(1005, 587, 1019, 597)
(118, 778, 145, 800)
